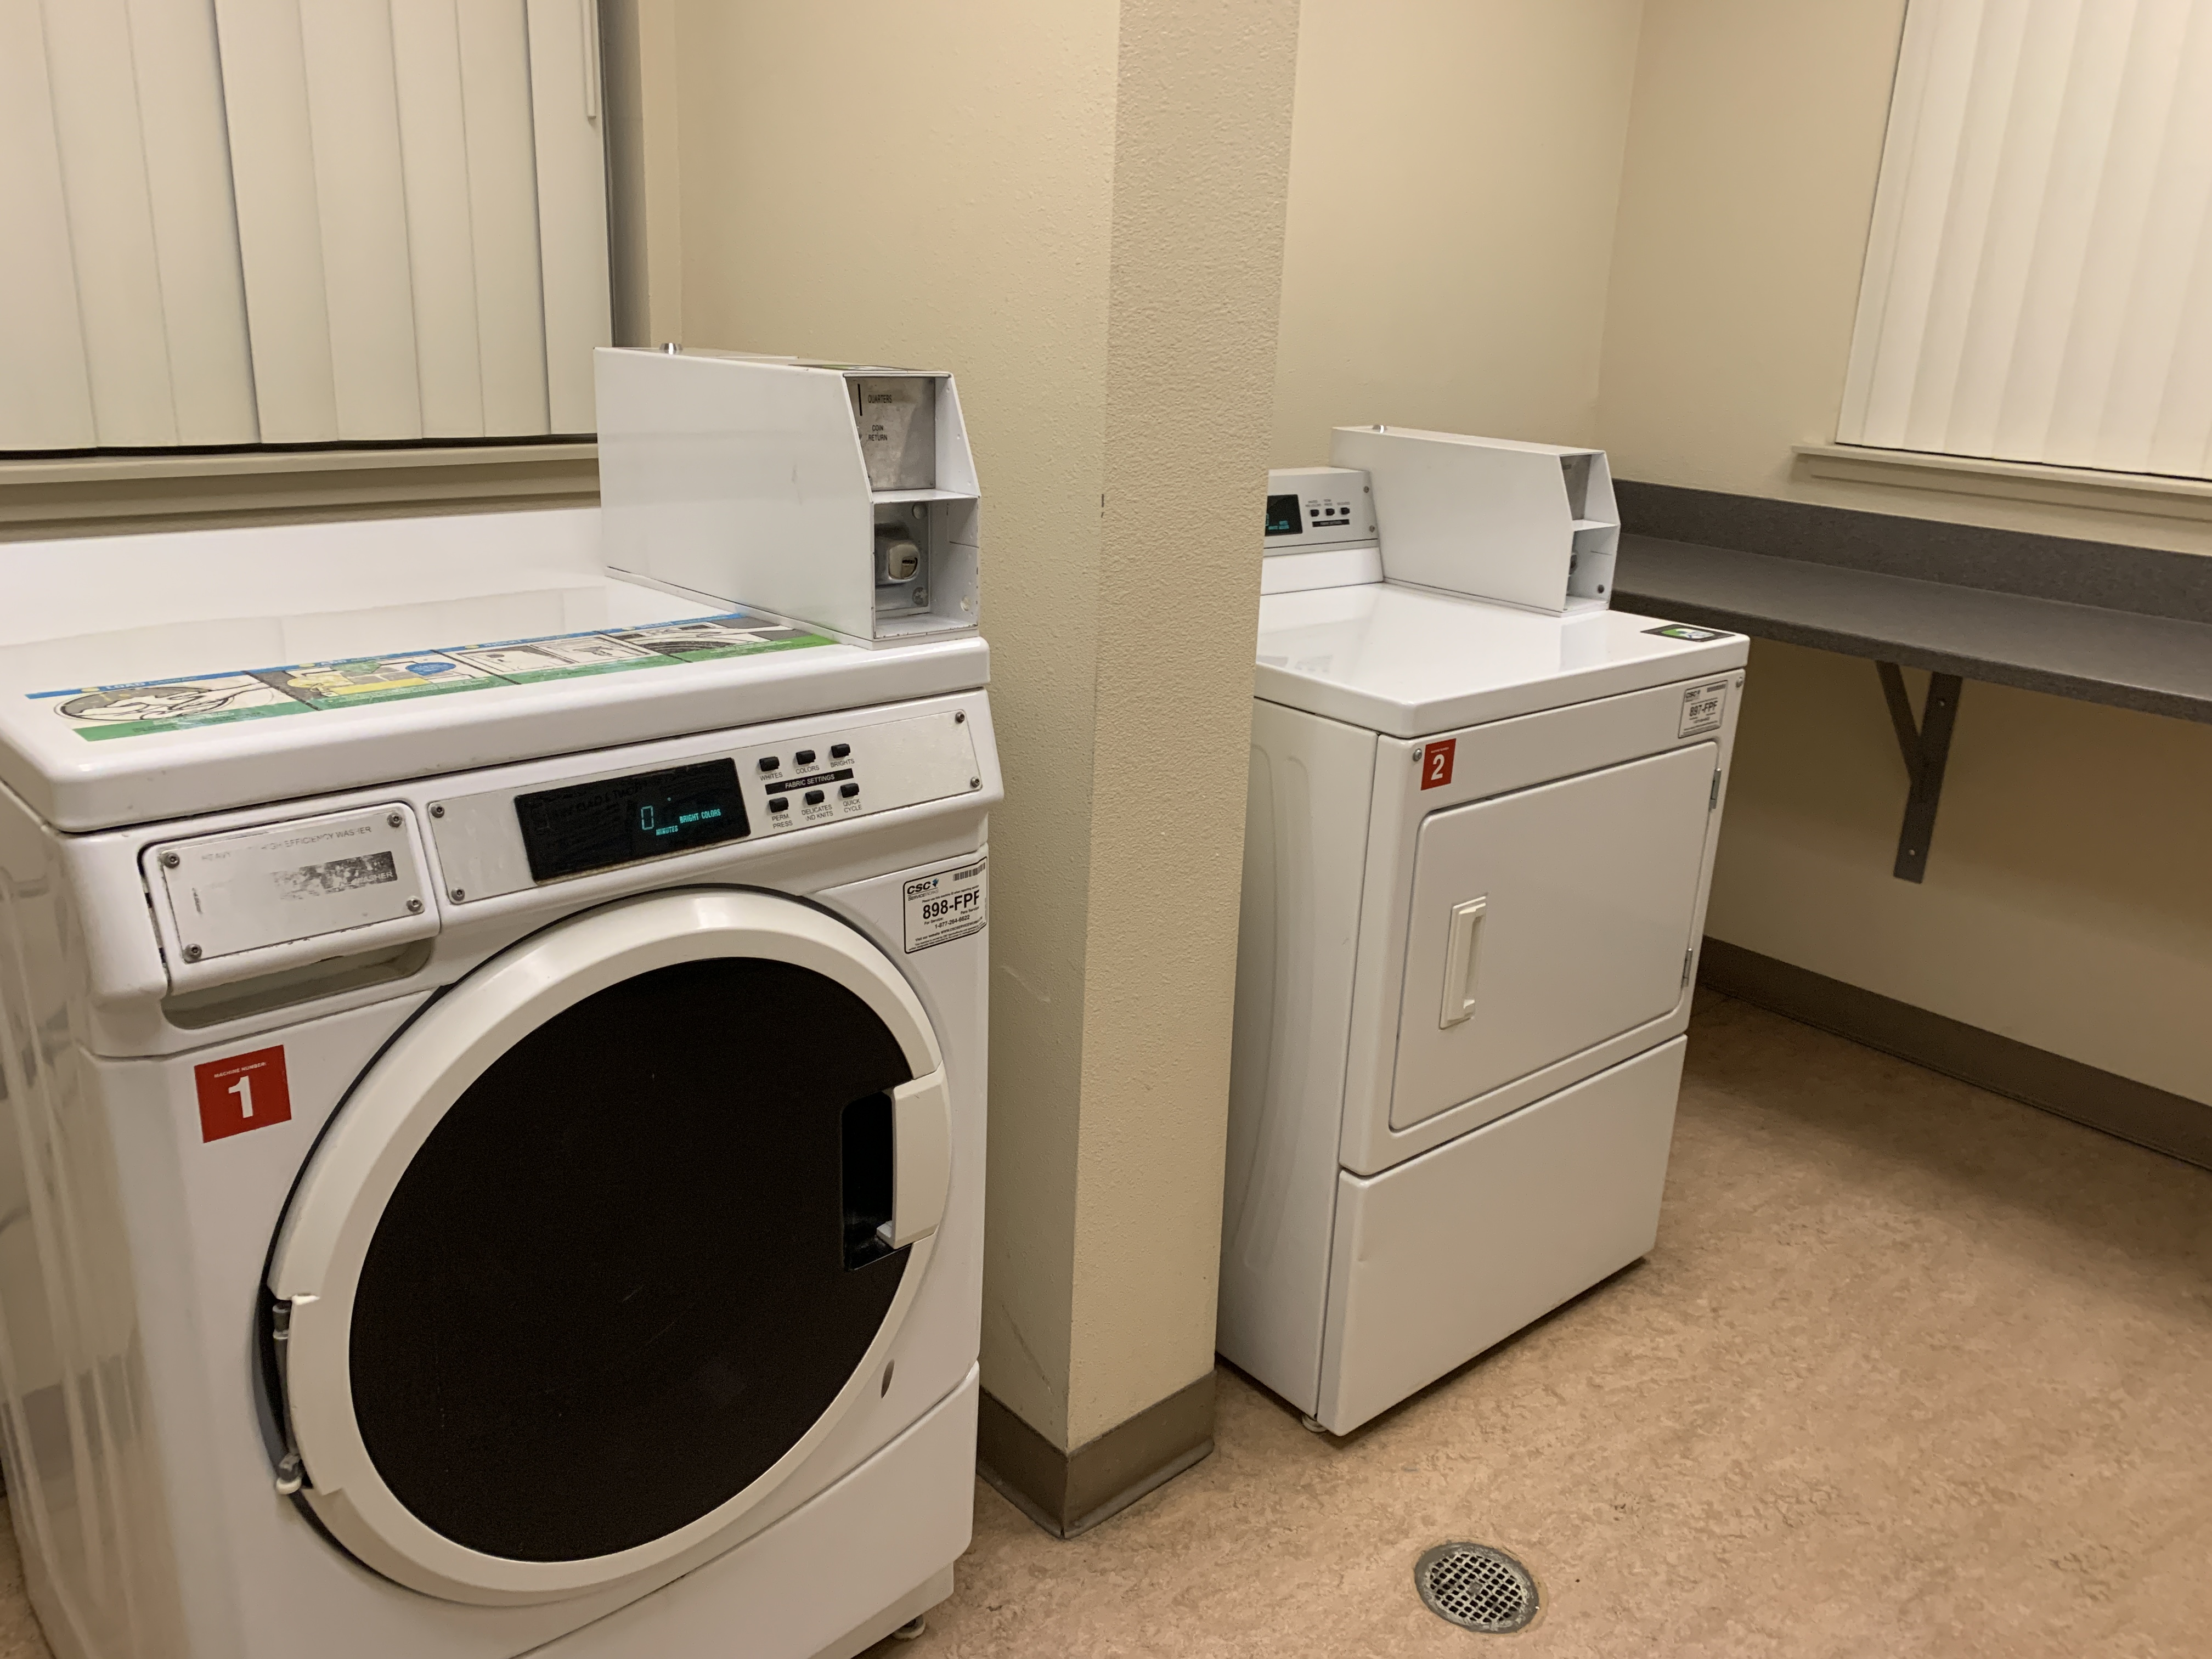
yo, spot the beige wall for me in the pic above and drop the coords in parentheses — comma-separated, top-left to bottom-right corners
(1599, 0, 2212, 1105)
(667, 0, 1296, 1449)
(1270, 0, 1645, 467)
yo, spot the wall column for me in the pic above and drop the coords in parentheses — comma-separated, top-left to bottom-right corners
(663, 0, 1299, 1533)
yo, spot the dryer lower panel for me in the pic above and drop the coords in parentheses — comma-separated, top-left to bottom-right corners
(1315, 1037, 1685, 1435)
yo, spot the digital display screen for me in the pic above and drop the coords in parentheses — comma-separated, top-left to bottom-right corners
(515, 759, 749, 882)
(1264, 492, 1304, 537)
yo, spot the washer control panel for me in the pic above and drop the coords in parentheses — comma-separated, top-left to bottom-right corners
(428, 709, 981, 902)
(751, 741, 862, 830)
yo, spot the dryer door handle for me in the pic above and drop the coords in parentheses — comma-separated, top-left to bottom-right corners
(886, 1072, 951, 1248)
(1438, 897, 1487, 1029)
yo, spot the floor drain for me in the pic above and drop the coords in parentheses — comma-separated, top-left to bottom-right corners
(1415, 1542, 1539, 1634)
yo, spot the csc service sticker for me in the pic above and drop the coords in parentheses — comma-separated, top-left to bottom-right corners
(904, 860, 987, 952)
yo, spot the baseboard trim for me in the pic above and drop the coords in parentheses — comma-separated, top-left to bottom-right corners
(1698, 938, 2212, 1171)
(975, 1372, 1216, 1539)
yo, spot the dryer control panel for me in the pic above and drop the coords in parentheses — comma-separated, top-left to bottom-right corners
(427, 708, 981, 903)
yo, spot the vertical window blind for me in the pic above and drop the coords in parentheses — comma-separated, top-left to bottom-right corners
(0, 0, 609, 453)
(1838, 0, 2212, 479)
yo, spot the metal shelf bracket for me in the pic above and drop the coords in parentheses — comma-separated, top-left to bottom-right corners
(1876, 662, 1962, 883)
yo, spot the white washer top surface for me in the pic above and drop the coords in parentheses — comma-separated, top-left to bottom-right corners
(1254, 580, 1747, 737)
(0, 508, 988, 831)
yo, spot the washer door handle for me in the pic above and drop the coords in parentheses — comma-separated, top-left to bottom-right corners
(886, 1072, 951, 1248)
(1438, 896, 1487, 1029)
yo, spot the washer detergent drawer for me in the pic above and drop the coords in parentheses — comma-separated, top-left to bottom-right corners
(1318, 1037, 1684, 1435)
(1388, 743, 1714, 1132)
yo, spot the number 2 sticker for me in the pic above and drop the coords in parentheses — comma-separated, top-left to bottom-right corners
(1420, 739, 1457, 790)
(194, 1046, 293, 1143)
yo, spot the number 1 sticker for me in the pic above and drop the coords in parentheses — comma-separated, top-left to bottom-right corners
(194, 1046, 293, 1142)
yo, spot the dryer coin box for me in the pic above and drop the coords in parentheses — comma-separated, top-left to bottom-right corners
(1330, 425, 1619, 615)
(596, 347, 982, 644)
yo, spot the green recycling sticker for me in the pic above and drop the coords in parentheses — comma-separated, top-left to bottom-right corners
(32, 613, 836, 742)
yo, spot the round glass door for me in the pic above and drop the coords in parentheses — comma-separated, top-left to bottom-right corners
(352, 953, 910, 1561)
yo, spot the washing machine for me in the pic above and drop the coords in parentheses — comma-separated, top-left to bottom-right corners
(0, 507, 998, 1659)
(1220, 458, 1749, 1436)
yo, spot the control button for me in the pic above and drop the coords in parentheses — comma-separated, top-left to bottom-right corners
(804, 789, 825, 806)
(768, 797, 789, 814)
(829, 742, 851, 760)
(758, 757, 780, 773)
(794, 748, 817, 765)
(839, 782, 860, 799)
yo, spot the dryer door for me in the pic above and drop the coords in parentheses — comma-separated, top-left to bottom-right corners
(265, 889, 952, 1606)
(1387, 743, 1716, 1131)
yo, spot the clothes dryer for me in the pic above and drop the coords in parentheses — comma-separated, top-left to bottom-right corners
(1221, 554, 1747, 1435)
(0, 509, 996, 1659)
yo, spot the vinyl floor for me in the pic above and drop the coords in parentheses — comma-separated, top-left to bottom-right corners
(4, 995, 2208, 1657)
(876, 994, 2212, 1657)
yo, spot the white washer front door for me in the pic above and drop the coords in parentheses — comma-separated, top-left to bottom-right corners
(265, 889, 950, 1605)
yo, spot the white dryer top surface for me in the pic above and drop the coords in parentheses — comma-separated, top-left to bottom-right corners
(1254, 580, 1748, 737)
(0, 507, 988, 831)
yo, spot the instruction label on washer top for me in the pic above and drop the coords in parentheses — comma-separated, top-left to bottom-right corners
(29, 612, 836, 742)
(904, 860, 986, 952)
(1678, 680, 1730, 737)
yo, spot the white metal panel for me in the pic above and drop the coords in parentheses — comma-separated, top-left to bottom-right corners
(0, 507, 995, 832)
(1333, 672, 1743, 1177)
(1839, 0, 2212, 477)
(128, 0, 259, 446)
(527, 0, 612, 434)
(1259, 544, 1384, 594)
(298, 0, 424, 441)
(1387, 744, 1715, 1132)
(1332, 426, 1571, 613)
(597, 352, 879, 637)
(1252, 583, 1745, 738)
(7, 805, 992, 1654)
(145, 804, 437, 990)
(533, 1379, 974, 1659)
(213, 0, 340, 442)
(425, 708, 983, 902)
(390, 0, 486, 438)
(1316, 1039, 1685, 1436)
(1216, 701, 1378, 1416)
(457, 0, 551, 436)
(0, 0, 97, 450)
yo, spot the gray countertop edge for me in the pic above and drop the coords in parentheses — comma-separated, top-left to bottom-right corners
(1613, 535, 2212, 725)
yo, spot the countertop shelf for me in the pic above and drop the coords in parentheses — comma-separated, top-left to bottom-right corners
(1605, 482, 2212, 884)
(1612, 532, 2212, 725)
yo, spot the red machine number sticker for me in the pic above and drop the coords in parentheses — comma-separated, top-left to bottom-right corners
(1420, 739, 1457, 790)
(194, 1047, 293, 1143)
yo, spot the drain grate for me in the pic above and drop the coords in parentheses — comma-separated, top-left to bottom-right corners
(1415, 1542, 1539, 1634)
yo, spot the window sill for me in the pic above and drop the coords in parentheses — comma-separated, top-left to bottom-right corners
(0, 442, 598, 540)
(1792, 443, 2212, 525)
